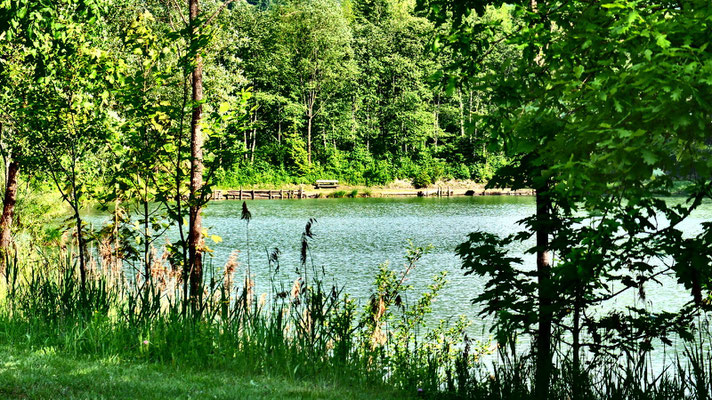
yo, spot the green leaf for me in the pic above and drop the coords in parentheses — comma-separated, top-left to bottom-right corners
(601, 3, 626, 9)
(573, 65, 584, 78)
(655, 33, 671, 49)
(641, 150, 658, 165)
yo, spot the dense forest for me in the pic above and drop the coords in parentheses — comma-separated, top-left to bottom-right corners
(3, 0, 507, 192)
(2, 0, 712, 399)
(216, 0, 506, 186)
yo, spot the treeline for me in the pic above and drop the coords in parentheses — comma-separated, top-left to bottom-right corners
(219, 0, 506, 186)
(2, 0, 509, 192)
(0, 0, 503, 306)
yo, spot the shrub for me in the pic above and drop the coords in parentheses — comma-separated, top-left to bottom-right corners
(363, 159, 392, 186)
(411, 170, 431, 189)
(328, 190, 347, 198)
(453, 163, 471, 180)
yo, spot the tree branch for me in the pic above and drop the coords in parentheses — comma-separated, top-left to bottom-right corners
(168, 0, 189, 26)
(205, 0, 240, 27)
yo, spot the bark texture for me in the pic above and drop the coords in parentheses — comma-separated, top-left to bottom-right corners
(0, 159, 19, 274)
(535, 184, 552, 400)
(188, 0, 205, 307)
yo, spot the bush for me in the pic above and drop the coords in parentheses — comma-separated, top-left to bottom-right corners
(328, 190, 348, 198)
(411, 170, 431, 189)
(452, 163, 471, 180)
(363, 159, 392, 186)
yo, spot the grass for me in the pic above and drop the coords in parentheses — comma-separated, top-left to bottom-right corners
(327, 190, 348, 198)
(327, 189, 367, 198)
(3, 210, 712, 400)
(0, 234, 458, 399)
(0, 345, 412, 400)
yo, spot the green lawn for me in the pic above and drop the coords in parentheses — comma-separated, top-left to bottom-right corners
(0, 346, 412, 399)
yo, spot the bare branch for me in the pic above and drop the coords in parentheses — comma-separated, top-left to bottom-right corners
(205, 0, 240, 27)
(167, 0, 189, 26)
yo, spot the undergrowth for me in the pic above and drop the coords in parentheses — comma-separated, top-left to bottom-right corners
(0, 211, 711, 399)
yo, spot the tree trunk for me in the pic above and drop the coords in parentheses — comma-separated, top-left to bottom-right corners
(535, 184, 552, 400)
(458, 89, 465, 137)
(469, 90, 474, 140)
(67, 152, 87, 301)
(434, 94, 440, 149)
(243, 129, 248, 159)
(75, 205, 87, 298)
(277, 104, 282, 144)
(143, 195, 150, 283)
(572, 289, 582, 400)
(250, 109, 257, 163)
(188, 0, 204, 310)
(307, 106, 313, 165)
(0, 158, 19, 275)
(174, 77, 189, 313)
(250, 131, 256, 163)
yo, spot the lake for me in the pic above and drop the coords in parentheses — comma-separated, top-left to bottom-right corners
(201, 196, 533, 325)
(89, 195, 712, 367)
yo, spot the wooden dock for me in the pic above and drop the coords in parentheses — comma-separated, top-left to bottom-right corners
(212, 188, 306, 201)
(209, 187, 533, 201)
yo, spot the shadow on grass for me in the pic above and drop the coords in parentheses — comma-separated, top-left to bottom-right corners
(0, 346, 412, 400)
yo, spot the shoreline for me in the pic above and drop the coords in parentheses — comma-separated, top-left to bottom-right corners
(209, 185, 534, 201)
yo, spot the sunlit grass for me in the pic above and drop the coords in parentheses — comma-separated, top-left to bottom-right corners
(0, 345, 410, 400)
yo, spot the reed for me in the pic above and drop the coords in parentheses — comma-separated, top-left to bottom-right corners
(1, 221, 711, 399)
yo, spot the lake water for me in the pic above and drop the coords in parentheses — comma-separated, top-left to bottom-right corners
(201, 196, 533, 327)
(89, 195, 712, 366)
(89, 196, 534, 326)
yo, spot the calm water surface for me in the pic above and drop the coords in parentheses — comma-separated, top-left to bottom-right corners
(202, 196, 533, 326)
(89, 196, 712, 365)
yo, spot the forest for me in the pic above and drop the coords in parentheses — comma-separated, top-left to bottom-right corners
(2, 0, 712, 399)
(4, 0, 506, 190)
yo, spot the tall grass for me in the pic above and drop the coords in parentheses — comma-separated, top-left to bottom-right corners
(0, 224, 474, 395)
(1, 220, 712, 399)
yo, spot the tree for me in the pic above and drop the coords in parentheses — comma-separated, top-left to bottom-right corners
(176, 0, 242, 309)
(1, 0, 113, 297)
(107, 10, 182, 291)
(423, 1, 712, 399)
(272, 0, 354, 164)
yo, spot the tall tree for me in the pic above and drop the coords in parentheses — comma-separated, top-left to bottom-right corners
(273, 0, 354, 164)
(187, 0, 206, 308)
(427, 1, 712, 399)
(182, 0, 244, 308)
(1, 0, 112, 296)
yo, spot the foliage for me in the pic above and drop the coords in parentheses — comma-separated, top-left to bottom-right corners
(207, 0, 506, 186)
(422, 0, 712, 398)
(411, 170, 431, 189)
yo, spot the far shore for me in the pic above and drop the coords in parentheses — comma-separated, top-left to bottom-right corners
(210, 180, 534, 200)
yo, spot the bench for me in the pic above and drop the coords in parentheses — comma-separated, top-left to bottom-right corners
(313, 180, 338, 189)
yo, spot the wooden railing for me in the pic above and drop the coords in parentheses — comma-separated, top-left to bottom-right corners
(211, 188, 305, 201)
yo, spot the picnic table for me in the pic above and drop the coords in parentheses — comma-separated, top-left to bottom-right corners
(313, 180, 338, 189)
